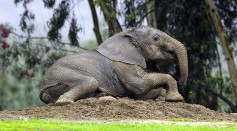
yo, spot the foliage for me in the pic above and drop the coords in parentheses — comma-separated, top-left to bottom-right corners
(216, 0, 237, 45)
(47, 0, 70, 41)
(14, 0, 35, 36)
(42, 0, 56, 8)
(14, 0, 82, 46)
(68, 16, 81, 47)
(204, 73, 235, 112)
(0, 119, 236, 131)
(0, 24, 64, 110)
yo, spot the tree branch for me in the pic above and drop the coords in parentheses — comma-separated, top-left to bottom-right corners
(206, 88, 237, 113)
(11, 32, 89, 51)
(136, 8, 156, 25)
(11, 32, 48, 39)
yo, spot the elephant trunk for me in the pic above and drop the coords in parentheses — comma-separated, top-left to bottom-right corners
(169, 38, 188, 85)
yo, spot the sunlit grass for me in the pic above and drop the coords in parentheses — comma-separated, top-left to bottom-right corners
(0, 119, 236, 131)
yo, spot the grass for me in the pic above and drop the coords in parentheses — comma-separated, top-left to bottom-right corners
(0, 119, 237, 131)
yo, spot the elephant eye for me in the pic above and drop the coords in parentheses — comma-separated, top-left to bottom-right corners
(153, 35, 160, 41)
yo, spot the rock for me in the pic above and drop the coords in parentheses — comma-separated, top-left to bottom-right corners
(98, 96, 117, 101)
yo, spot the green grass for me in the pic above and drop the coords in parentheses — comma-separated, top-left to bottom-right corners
(0, 119, 236, 131)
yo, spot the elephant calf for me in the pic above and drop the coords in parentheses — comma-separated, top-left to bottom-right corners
(40, 26, 188, 105)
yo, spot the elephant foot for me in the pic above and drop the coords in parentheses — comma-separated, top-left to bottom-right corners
(54, 98, 74, 106)
(165, 92, 184, 102)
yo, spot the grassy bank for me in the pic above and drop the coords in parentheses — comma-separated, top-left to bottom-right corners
(0, 119, 236, 131)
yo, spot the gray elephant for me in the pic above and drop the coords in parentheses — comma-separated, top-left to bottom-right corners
(40, 26, 188, 105)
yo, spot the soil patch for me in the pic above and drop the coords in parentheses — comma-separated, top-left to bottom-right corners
(0, 97, 236, 122)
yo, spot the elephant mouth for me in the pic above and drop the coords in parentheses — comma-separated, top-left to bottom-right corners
(166, 50, 175, 56)
(162, 50, 175, 61)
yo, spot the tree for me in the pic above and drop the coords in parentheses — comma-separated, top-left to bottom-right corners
(204, 0, 237, 100)
(146, 0, 157, 28)
(97, 0, 122, 36)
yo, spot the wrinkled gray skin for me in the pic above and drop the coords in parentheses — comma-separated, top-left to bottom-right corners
(40, 26, 188, 105)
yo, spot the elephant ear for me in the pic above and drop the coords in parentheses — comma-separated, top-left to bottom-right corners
(96, 33, 146, 68)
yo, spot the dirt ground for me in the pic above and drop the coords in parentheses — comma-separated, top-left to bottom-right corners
(0, 97, 236, 122)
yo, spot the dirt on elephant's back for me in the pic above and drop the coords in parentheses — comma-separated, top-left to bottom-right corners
(0, 97, 236, 122)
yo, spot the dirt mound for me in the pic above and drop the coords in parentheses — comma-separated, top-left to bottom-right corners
(0, 97, 236, 122)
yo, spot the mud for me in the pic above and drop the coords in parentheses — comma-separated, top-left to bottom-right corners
(0, 97, 236, 122)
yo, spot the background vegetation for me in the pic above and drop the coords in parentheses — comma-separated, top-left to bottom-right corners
(0, 0, 237, 112)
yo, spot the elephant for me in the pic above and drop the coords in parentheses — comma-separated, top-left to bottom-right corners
(39, 26, 188, 105)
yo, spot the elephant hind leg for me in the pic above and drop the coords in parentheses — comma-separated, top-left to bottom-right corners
(40, 84, 72, 104)
(55, 77, 99, 106)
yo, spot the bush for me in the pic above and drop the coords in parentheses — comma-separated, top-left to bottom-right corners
(0, 24, 64, 110)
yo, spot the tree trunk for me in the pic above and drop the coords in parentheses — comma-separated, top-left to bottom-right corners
(146, 0, 157, 28)
(98, 1, 122, 36)
(88, 0, 103, 45)
(204, 0, 237, 100)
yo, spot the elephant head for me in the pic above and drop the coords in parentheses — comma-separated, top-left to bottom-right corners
(96, 26, 188, 85)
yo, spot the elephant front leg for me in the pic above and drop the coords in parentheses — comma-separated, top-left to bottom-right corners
(142, 73, 184, 102)
(114, 62, 183, 102)
(126, 73, 183, 102)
